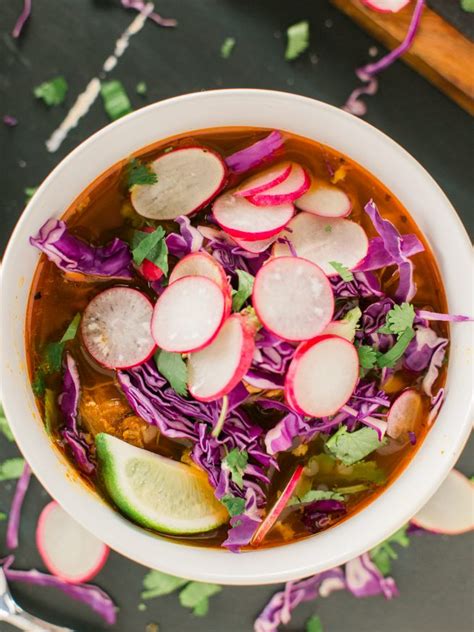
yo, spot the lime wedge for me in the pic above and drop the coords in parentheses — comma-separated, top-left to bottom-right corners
(96, 433, 229, 535)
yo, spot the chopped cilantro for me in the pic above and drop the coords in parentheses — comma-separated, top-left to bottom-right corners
(155, 350, 188, 396)
(0, 405, 15, 443)
(0, 458, 25, 481)
(136, 81, 147, 96)
(141, 570, 188, 600)
(377, 328, 415, 368)
(0, 512, 6, 521)
(378, 303, 415, 336)
(32, 369, 46, 397)
(222, 448, 248, 488)
(127, 158, 158, 188)
(461, 0, 474, 12)
(24, 187, 38, 204)
(288, 489, 344, 507)
(329, 261, 354, 282)
(34, 76, 68, 106)
(370, 525, 410, 575)
(326, 426, 385, 466)
(221, 37, 236, 59)
(131, 226, 168, 275)
(101, 80, 132, 121)
(285, 21, 310, 61)
(44, 341, 65, 373)
(306, 615, 323, 632)
(179, 582, 221, 617)
(324, 225, 332, 233)
(60, 313, 81, 343)
(221, 494, 245, 516)
(232, 270, 254, 312)
(357, 345, 378, 370)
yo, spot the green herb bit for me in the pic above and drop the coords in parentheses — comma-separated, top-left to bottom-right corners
(0, 458, 25, 482)
(32, 369, 46, 397)
(155, 350, 187, 396)
(101, 80, 132, 121)
(326, 426, 385, 466)
(288, 489, 343, 507)
(141, 570, 188, 600)
(136, 81, 147, 96)
(0, 512, 6, 521)
(131, 226, 168, 274)
(179, 582, 221, 617)
(163, 147, 174, 154)
(222, 448, 248, 489)
(378, 302, 415, 337)
(324, 225, 332, 233)
(285, 20, 310, 61)
(44, 341, 65, 373)
(24, 187, 38, 204)
(221, 37, 236, 59)
(370, 525, 410, 575)
(221, 494, 245, 516)
(377, 327, 415, 368)
(126, 158, 158, 188)
(0, 405, 15, 443)
(329, 261, 354, 282)
(232, 270, 255, 312)
(357, 345, 378, 371)
(461, 0, 474, 13)
(306, 615, 324, 632)
(34, 76, 68, 106)
(60, 313, 81, 343)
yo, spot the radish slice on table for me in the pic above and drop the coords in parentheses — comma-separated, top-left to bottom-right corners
(81, 288, 155, 369)
(131, 147, 227, 220)
(235, 162, 292, 197)
(285, 335, 359, 417)
(296, 182, 352, 218)
(151, 276, 226, 353)
(213, 191, 294, 241)
(233, 234, 281, 253)
(37, 501, 109, 584)
(412, 470, 474, 535)
(169, 251, 231, 315)
(251, 465, 304, 546)
(188, 313, 256, 402)
(247, 163, 310, 206)
(386, 388, 423, 440)
(253, 256, 334, 341)
(361, 0, 411, 13)
(272, 213, 369, 275)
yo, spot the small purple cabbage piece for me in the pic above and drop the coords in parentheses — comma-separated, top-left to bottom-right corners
(222, 488, 261, 553)
(30, 219, 133, 280)
(245, 329, 295, 391)
(205, 231, 268, 276)
(3, 115, 18, 127)
(331, 271, 383, 299)
(345, 552, 399, 599)
(120, 0, 177, 27)
(2, 556, 117, 625)
(416, 309, 472, 323)
(12, 0, 31, 38)
(403, 326, 448, 398)
(59, 354, 95, 474)
(6, 464, 32, 550)
(357, 297, 396, 352)
(364, 200, 416, 302)
(301, 499, 347, 533)
(165, 215, 203, 258)
(225, 131, 284, 174)
(356, 234, 424, 272)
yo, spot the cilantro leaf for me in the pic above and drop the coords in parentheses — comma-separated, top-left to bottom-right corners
(378, 303, 415, 337)
(232, 270, 254, 312)
(285, 21, 310, 61)
(221, 494, 245, 516)
(357, 345, 378, 370)
(34, 76, 68, 106)
(25, 187, 38, 204)
(221, 37, 236, 59)
(288, 489, 344, 507)
(329, 261, 354, 282)
(222, 448, 248, 488)
(131, 226, 168, 274)
(0, 458, 25, 481)
(0, 405, 14, 443)
(60, 313, 81, 343)
(461, 0, 474, 12)
(370, 525, 410, 576)
(136, 81, 147, 96)
(101, 80, 132, 121)
(43, 341, 65, 373)
(179, 582, 221, 617)
(0, 512, 6, 521)
(377, 328, 415, 368)
(127, 158, 158, 188)
(306, 615, 324, 632)
(32, 369, 46, 397)
(155, 350, 188, 396)
(326, 426, 385, 466)
(141, 570, 188, 600)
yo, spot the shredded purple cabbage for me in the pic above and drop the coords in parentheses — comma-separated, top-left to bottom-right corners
(3, 115, 18, 127)
(225, 131, 284, 174)
(165, 215, 203, 258)
(12, 0, 32, 38)
(356, 234, 424, 272)
(30, 219, 133, 280)
(331, 271, 383, 299)
(301, 499, 347, 533)
(345, 552, 399, 599)
(6, 464, 31, 550)
(2, 556, 117, 625)
(245, 329, 295, 391)
(120, 0, 177, 27)
(205, 232, 268, 276)
(416, 310, 472, 323)
(357, 297, 396, 352)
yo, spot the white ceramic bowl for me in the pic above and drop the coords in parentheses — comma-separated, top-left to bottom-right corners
(1, 90, 472, 585)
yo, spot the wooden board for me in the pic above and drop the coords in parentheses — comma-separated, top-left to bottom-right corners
(330, 0, 474, 115)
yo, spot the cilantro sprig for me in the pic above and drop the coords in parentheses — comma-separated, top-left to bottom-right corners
(285, 21, 310, 61)
(222, 448, 248, 489)
(329, 261, 354, 283)
(131, 226, 168, 275)
(326, 426, 385, 466)
(221, 494, 245, 516)
(288, 489, 344, 507)
(155, 350, 188, 396)
(232, 270, 254, 312)
(378, 303, 415, 336)
(34, 76, 68, 106)
(126, 158, 158, 188)
(370, 525, 410, 575)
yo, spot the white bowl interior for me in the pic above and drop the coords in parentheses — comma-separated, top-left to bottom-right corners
(1, 90, 472, 585)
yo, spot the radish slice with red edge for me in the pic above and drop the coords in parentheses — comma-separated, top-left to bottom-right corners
(387, 388, 423, 440)
(169, 251, 232, 315)
(285, 335, 359, 417)
(233, 234, 281, 253)
(252, 256, 334, 341)
(131, 147, 227, 220)
(361, 0, 411, 13)
(235, 162, 292, 197)
(81, 287, 155, 369)
(213, 190, 294, 241)
(247, 163, 310, 206)
(272, 213, 369, 275)
(151, 275, 226, 353)
(37, 501, 109, 584)
(188, 313, 256, 402)
(411, 470, 474, 535)
(296, 182, 352, 218)
(251, 465, 304, 546)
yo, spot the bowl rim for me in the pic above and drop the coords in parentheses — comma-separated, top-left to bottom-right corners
(1, 89, 472, 585)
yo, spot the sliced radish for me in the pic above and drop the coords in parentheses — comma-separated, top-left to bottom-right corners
(251, 465, 304, 546)
(252, 256, 334, 341)
(81, 287, 155, 369)
(151, 276, 225, 353)
(36, 501, 109, 584)
(247, 163, 310, 206)
(213, 191, 294, 241)
(387, 388, 423, 440)
(169, 251, 231, 315)
(295, 182, 352, 218)
(412, 470, 474, 535)
(361, 0, 411, 13)
(131, 147, 227, 220)
(235, 162, 292, 197)
(233, 234, 281, 253)
(285, 335, 359, 417)
(188, 313, 256, 402)
(272, 213, 368, 275)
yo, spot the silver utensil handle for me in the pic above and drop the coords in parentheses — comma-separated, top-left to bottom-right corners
(0, 610, 74, 632)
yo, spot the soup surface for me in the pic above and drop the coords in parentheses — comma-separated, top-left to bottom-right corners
(26, 127, 449, 551)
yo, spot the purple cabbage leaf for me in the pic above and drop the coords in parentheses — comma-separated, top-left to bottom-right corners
(225, 131, 284, 174)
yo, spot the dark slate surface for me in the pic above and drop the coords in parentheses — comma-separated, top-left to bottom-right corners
(0, 2, 473, 631)
(428, 0, 474, 40)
